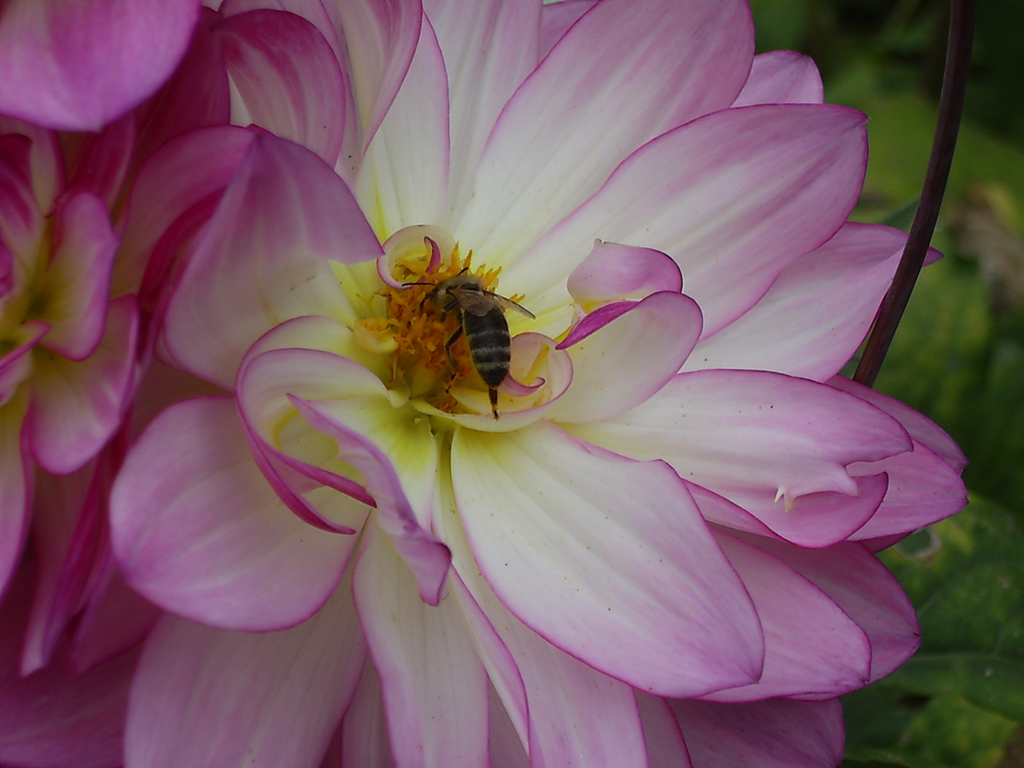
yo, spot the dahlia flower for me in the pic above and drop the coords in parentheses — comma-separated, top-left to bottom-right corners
(107, 0, 966, 765)
(0, 117, 139, 602)
(0, 0, 198, 132)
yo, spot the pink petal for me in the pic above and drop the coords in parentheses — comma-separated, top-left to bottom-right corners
(488, 683, 530, 768)
(454, 551, 651, 768)
(455, 0, 754, 267)
(217, 9, 346, 164)
(686, 223, 912, 381)
(26, 296, 138, 475)
(126, 581, 365, 768)
(698, 531, 871, 702)
(115, 125, 254, 301)
(0, 118, 64, 215)
(422, 0, 542, 220)
(571, 370, 913, 547)
(636, 692, 693, 768)
(164, 131, 379, 388)
(0, 132, 43, 260)
(511, 104, 869, 336)
(0, 395, 30, 598)
(549, 291, 702, 423)
(744, 536, 920, 686)
(671, 698, 845, 768)
(566, 240, 682, 308)
(538, 0, 597, 60)
(353, 525, 488, 767)
(292, 395, 451, 605)
(356, 13, 450, 235)
(452, 420, 764, 697)
(110, 396, 355, 630)
(0, 566, 137, 768)
(340, 658, 397, 768)
(335, 0, 423, 153)
(0, 0, 199, 131)
(65, 115, 135, 210)
(829, 374, 967, 471)
(732, 50, 824, 107)
(35, 192, 117, 361)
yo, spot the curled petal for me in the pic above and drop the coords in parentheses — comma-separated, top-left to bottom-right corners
(732, 50, 824, 107)
(566, 240, 682, 310)
(126, 582, 365, 768)
(217, 9, 346, 165)
(670, 698, 844, 768)
(550, 291, 702, 423)
(36, 192, 117, 361)
(571, 370, 912, 546)
(164, 131, 379, 387)
(452, 421, 764, 697)
(26, 296, 138, 476)
(111, 397, 355, 630)
(0, 0, 198, 131)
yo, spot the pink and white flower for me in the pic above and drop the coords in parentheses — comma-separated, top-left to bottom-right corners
(107, 1, 967, 765)
(0, 0, 199, 132)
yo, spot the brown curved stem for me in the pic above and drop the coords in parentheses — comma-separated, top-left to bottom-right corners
(853, 0, 976, 387)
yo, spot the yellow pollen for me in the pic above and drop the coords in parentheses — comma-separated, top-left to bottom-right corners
(378, 244, 508, 410)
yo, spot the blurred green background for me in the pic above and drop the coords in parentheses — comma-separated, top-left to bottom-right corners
(749, 0, 1024, 765)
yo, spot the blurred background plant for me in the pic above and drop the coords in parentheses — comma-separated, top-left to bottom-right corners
(749, 0, 1024, 765)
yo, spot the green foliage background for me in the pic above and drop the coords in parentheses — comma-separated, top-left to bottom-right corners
(749, 0, 1024, 765)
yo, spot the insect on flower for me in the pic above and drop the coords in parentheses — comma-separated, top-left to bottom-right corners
(406, 270, 535, 419)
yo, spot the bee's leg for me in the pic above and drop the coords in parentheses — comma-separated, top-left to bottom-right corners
(443, 326, 463, 387)
(489, 387, 499, 420)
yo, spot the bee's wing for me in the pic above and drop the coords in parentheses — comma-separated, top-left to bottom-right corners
(484, 292, 536, 319)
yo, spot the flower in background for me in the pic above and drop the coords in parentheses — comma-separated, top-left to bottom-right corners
(106, 0, 967, 766)
(0, 0, 198, 132)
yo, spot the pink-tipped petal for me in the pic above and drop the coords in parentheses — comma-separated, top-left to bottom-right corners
(65, 115, 135, 210)
(636, 692, 693, 768)
(115, 125, 254, 300)
(340, 658, 397, 768)
(571, 370, 912, 547)
(0, 567, 137, 768)
(538, 0, 597, 60)
(126, 581, 365, 768)
(699, 531, 871, 702)
(549, 292, 702, 423)
(566, 240, 682, 309)
(356, 13, 450, 236)
(292, 396, 450, 606)
(452, 421, 764, 698)
(0, 395, 30, 597)
(164, 131, 379, 387)
(512, 104, 868, 335)
(456, 0, 754, 266)
(217, 9, 346, 164)
(35, 192, 117, 360)
(335, 0, 423, 153)
(422, 0, 542, 221)
(686, 223, 912, 380)
(353, 525, 488, 767)
(670, 698, 844, 768)
(743, 535, 920, 686)
(732, 50, 824, 107)
(26, 296, 138, 475)
(0, 118, 64, 215)
(0, 0, 199, 132)
(110, 396, 355, 630)
(0, 133, 43, 261)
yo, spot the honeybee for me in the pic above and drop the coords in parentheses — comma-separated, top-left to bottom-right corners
(408, 271, 535, 419)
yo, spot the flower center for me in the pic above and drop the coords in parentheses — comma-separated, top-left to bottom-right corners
(358, 227, 525, 417)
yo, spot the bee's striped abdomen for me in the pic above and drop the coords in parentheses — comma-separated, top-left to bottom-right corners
(463, 308, 511, 387)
